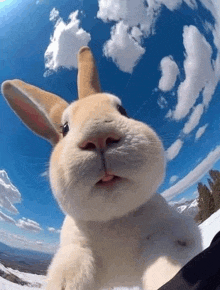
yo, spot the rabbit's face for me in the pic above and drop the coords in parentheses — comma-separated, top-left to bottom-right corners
(50, 93, 165, 222)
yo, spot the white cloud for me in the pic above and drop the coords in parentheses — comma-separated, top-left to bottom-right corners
(0, 210, 16, 225)
(166, 139, 183, 161)
(97, 0, 149, 28)
(200, 1, 220, 75)
(195, 124, 208, 141)
(16, 218, 42, 233)
(173, 25, 216, 120)
(195, 1, 220, 108)
(103, 21, 145, 73)
(44, 10, 91, 73)
(182, 104, 204, 134)
(0, 172, 44, 234)
(0, 170, 21, 214)
(156, 0, 182, 10)
(48, 227, 60, 234)
(49, 7, 59, 22)
(98, 0, 198, 72)
(162, 145, 220, 200)
(169, 175, 178, 184)
(97, 0, 197, 31)
(158, 56, 179, 91)
(0, 229, 58, 253)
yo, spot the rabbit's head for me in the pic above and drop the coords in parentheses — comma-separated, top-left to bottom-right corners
(1, 47, 165, 222)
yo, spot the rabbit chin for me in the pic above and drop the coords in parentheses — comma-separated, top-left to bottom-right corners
(50, 167, 164, 222)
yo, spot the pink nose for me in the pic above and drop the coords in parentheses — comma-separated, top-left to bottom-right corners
(79, 133, 121, 150)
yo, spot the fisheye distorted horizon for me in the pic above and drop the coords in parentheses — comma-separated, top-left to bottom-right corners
(0, 0, 220, 252)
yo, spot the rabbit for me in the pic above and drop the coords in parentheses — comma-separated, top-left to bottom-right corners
(1, 46, 202, 290)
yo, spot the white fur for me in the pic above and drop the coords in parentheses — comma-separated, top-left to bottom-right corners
(47, 93, 202, 289)
(47, 195, 201, 290)
(50, 93, 165, 222)
(1, 80, 202, 290)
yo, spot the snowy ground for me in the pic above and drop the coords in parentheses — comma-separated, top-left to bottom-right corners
(199, 208, 220, 248)
(0, 262, 46, 289)
(0, 209, 219, 290)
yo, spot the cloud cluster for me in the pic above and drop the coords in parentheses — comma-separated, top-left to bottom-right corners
(0, 229, 58, 253)
(163, 24, 218, 160)
(45, 9, 91, 73)
(0, 170, 21, 214)
(166, 139, 183, 161)
(97, 0, 151, 28)
(162, 145, 220, 201)
(97, 0, 154, 72)
(43, 1, 201, 77)
(97, 0, 198, 72)
(158, 56, 179, 91)
(16, 218, 42, 233)
(0, 210, 16, 225)
(200, 0, 220, 78)
(0, 170, 44, 234)
(96, 0, 220, 165)
(0, 211, 43, 235)
(98, 0, 197, 31)
(173, 25, 216, 121)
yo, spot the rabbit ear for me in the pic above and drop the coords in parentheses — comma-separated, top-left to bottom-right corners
(1, 79, 68, 145)
(77, 46, 101, 99)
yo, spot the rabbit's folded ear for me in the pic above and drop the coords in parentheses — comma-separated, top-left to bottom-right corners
(77, 46, 101, 99)
(1, 79, 68, 145)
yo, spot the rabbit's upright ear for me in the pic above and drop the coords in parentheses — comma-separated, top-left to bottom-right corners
(77, 46, 101, 99)
(1, 80, 68, 145)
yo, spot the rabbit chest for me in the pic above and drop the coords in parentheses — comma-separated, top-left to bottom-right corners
(77, 212, 146, 288)
(60, 193, 201, 288)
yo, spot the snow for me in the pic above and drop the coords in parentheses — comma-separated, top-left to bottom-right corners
(0, 208, 219, 289)
(178, 205, 188, 212)
(6, 267, 46, 287)
(0, 262, 46, 289)
(199, 208, 220, 249)
(169, 198, 199, 218)
(189, 199, 198, 209)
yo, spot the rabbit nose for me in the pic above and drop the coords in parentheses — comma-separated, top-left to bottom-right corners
(79, 133, 121, 150)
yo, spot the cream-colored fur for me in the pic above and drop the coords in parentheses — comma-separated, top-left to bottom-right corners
(50, 93, 165, 222)
(1, 47, 202, 290)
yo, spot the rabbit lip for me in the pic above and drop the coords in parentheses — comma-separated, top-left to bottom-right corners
(96, 174, 121, 186)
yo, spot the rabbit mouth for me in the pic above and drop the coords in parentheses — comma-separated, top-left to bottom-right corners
(96, 174, 121, 186)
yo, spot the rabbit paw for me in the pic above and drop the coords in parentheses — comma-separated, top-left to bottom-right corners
(46, 244, 95, 290)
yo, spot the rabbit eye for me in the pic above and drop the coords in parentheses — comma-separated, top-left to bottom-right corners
(61, 122, 69, 137)
(117, 104, 128, 117)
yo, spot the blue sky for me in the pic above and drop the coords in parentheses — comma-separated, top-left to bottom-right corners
(1, 0, 220, 252)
